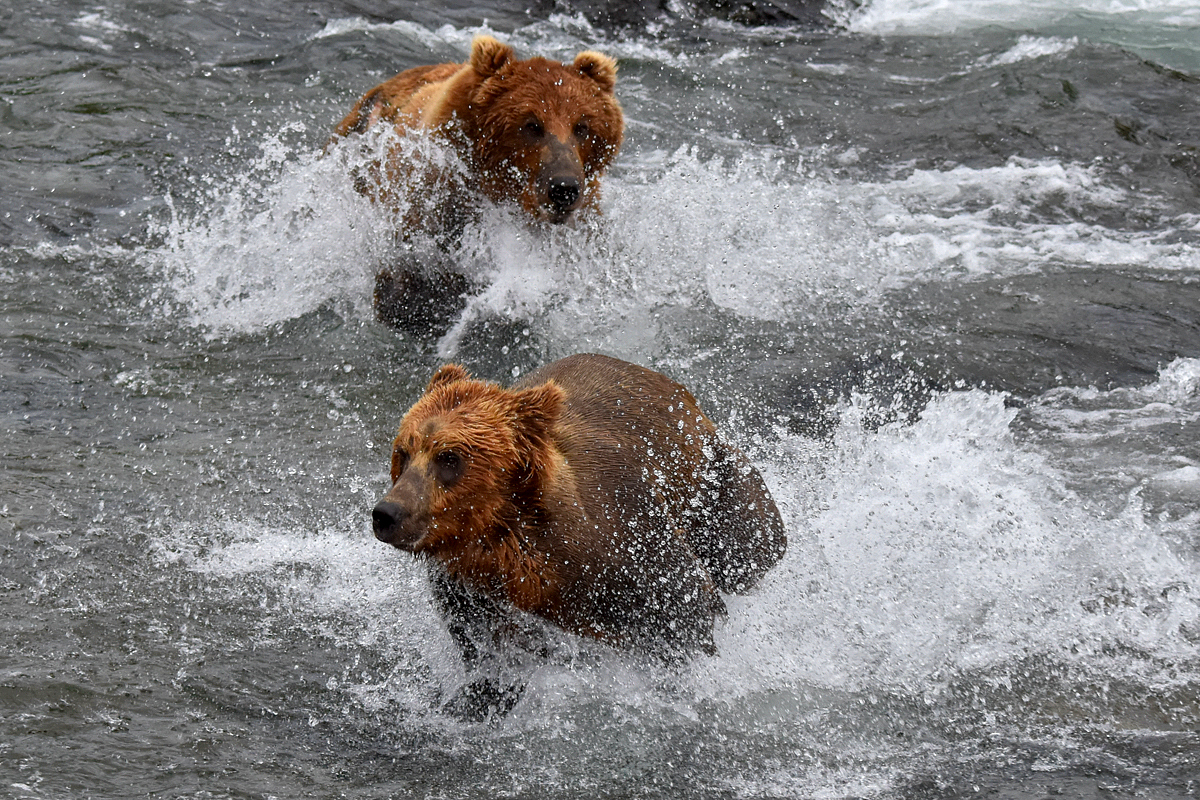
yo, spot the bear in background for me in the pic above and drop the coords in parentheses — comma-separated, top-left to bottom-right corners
(331, 36, 624, 334)
(372, 354, 787, 720)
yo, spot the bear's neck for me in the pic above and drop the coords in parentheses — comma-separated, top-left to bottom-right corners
(440, 451, 576, 614)
(444, 512, 557, 615)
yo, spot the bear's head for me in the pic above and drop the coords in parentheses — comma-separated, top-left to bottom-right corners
(372, 364, 565, 572)
(460, 35, 624, 224)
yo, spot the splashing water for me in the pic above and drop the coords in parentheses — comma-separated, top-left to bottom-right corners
(148, 124, 390, 334)
(145, 128, 1198, 356)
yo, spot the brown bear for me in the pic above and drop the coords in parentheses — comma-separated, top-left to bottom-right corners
(372, 354, 787, 718)
(332, 36, 624, 334)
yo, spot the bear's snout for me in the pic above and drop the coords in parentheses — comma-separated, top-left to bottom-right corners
(373, 500, 417, 549)
(547, 176, 581, 216)
(538, 139, 586, 222)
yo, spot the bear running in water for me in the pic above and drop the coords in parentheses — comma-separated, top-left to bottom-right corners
(331, 36, 625, 335)
(372, 354, 787, 719)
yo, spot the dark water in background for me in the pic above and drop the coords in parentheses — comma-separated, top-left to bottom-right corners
(3, 1, 1200, 798)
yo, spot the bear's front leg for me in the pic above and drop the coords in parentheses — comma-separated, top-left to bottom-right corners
(374, 257, 474, 338)
(428, 569, 526, 722)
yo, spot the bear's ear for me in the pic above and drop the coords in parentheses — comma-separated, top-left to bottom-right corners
(511, 381, 565, 455)
(426, 363, 471, 393)
(574, 51, 617, 94)
(469, 35, 514, 78)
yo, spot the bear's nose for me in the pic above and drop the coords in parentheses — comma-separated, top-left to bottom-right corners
(547, 177, 581, 213)
(372, 501, 406, 544)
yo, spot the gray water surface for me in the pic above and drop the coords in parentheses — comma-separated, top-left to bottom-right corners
(3, 1, 1200, 798)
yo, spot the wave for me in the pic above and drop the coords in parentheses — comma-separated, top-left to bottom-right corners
(843, 0, 1200, 34)
(840, 0, 1200, 74)
(140, 126, 1199, 348)
(151, 369, 1200, 791)
(1022, 357, 1200, 520)
(310, 13, 752, 70)
(977, 34, 1079, 67)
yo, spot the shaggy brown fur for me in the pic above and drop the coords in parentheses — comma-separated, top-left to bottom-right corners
(333, 35, 624, 226)
(372, 354, 788, 683)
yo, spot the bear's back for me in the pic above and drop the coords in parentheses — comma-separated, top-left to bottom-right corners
(517, 353, 787, 602)
(512, 354, 725, 652)
(519, 354, 720, 511)
(516, 353, 715, 459)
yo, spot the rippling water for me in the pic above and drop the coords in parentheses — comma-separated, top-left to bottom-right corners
(3, 1, 1199, 798)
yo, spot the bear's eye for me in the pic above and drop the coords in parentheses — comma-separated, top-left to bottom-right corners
(390, 448, 410, 483)
(573, 120, 590, 140)
(523, 118, 544, 138)
(433, 449, 464, 486)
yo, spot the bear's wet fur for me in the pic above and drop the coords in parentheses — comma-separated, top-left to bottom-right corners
(372, 354, 787, 719)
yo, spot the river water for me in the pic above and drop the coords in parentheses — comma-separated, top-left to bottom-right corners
(3, 1, 1200, 798)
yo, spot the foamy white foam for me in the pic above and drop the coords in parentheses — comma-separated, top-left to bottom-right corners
(844, 0, 1200, 35)
(310, 14, 733, 70)
(980, 34, 1079, 66)
(151, 513, 464, 712)
(690, 386, 1200, 704)
(582, 152, 1194, 330)
(857, 157, 1200, 276)
(1145, 356, 1200, 402)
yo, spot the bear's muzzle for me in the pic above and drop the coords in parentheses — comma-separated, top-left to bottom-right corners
(539, 139, 586, 222)
(372, 500, 423, 551)
(546, 175, 581, 216)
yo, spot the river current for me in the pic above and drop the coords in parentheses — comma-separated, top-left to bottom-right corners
(3, 1, 1199, 798)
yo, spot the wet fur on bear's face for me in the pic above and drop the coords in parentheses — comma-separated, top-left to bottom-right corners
(372, 364, 564, 591)
(465, 45, 624, 223)
(332, 35, 624, 228)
